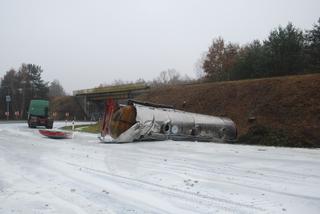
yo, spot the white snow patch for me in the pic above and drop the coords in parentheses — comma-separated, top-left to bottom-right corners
(0, 122, 320, 213)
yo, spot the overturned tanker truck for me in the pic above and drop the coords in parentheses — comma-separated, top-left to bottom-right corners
(100, 100, 237, 143)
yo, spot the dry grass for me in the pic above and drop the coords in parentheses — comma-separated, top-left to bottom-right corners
(61, 123, 100, 133)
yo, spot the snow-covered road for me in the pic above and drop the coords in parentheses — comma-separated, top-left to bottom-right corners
(0, 122, 319, 214)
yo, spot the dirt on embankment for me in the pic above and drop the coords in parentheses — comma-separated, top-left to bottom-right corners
(137, 74, 320, 147)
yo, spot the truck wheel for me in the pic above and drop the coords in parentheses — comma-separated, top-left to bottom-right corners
(28, 122, 35, 128)
(46, 125, 53, 129)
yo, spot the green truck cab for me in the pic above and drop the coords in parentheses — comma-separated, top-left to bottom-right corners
(27, 99, 54, 129)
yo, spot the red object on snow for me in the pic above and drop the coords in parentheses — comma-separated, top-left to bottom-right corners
(39, 129, 73, 139)
(100, 98, 117, 138)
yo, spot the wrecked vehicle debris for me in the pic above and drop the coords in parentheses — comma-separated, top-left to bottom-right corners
(100, 100, 237, 143)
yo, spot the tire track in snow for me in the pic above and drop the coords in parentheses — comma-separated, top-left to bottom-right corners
(56, 159, 265, 213)
(106, 148, 320, 203)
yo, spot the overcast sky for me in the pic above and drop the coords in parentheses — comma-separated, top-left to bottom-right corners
(0, 0, 319, 93)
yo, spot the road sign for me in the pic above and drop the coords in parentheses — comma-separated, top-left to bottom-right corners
(6, 95, 11, 102)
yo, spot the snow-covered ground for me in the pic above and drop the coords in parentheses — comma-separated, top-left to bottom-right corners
(0, 122, 319, 214)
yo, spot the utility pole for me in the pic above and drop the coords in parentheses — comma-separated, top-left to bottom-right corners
(1, 85, 10, 120)
(6, 95, 10, 120)
(20, 80, 26, 119)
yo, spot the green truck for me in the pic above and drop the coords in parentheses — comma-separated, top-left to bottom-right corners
(27, 99, 54, 129)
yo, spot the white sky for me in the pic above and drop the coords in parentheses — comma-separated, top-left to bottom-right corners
(0, 0, 319, 93)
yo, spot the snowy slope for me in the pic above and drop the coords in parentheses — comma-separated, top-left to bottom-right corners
(0, 122, 319, 214)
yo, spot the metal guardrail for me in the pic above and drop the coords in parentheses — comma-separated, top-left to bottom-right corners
(73, 83, 149, 96)
(0, 120, 26, 124)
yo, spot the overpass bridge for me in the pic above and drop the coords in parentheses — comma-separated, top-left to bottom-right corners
(73, 83, 150, 120)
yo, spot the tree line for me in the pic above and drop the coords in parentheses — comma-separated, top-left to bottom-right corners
(100, 18, 320, 87)
(0, 64, 66, 119)
(201, 18, 320, 81)
(97, 68, 192, 88)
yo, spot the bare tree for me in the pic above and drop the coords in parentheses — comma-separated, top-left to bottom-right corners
(135, 78, 146, 84)
(157, 71, 169, 84)
(203, 37, 240, 81)
(112, 79, 127, 85)
(152, 69, 190, 86)
(167, 69, 181, 84)
(48, 79, 66, 97)
(203, 37, 225, 80)
(194, 52, 207, 79)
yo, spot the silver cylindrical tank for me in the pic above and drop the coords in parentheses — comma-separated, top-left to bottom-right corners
(109, 100, 237, 143)
(134, 104, 237, 142)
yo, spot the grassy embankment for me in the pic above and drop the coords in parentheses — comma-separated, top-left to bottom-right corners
(137, 73, 320, 148)
(61, 123, 100, 134)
